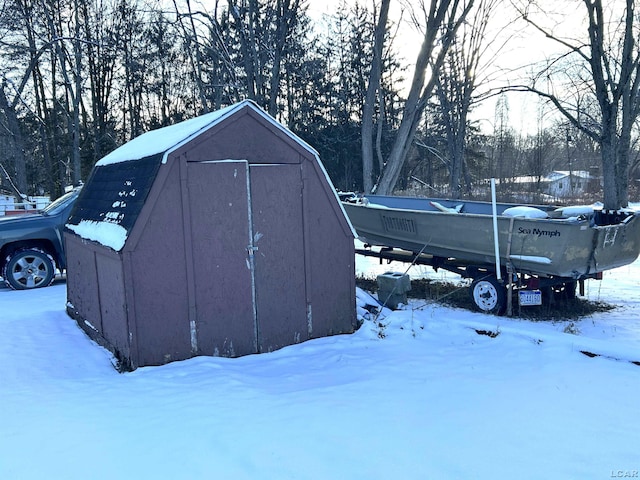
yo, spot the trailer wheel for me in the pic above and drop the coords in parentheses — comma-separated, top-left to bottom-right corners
(470, 277, 506, 315)
(556, 281, 577, 300)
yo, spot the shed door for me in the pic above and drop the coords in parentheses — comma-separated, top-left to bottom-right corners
(187, 160, 308, 356)
(187, 160, 257, 357)
(250, 164, 307, 352)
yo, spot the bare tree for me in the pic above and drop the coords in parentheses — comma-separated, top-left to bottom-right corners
(173, 0, 212, 113)
(0, 83, 28, 197)
(513, 0, 640, 209)
(268, 0, 301, 116)
(2, 0, 72, 197)
(361, 0, 390, 194)
(492, 93, 512, 182)
(434, 0, 499, 198)
(81, 0, 120, 161)
(372, 0, 474, 195)
(229, 0, 302, 115)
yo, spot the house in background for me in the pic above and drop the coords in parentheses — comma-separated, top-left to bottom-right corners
(495, 170, 599, 201)
(545, 170, 598, 198)
(64, 100, 357, 371)
(0, 194, 15, 215)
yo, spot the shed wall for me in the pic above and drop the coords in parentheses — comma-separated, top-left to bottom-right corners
(301, 162, 356, 335)
(65, 234, 131, 361)
(65, 234, 102, 332)
(176, 110, 303, 165)
(127, 159, 192, 366)
(95, 253, 128, 358)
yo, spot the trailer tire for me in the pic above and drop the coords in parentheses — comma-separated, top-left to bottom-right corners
(557, 281, 577, 300)
(544, 281, 577, 304)
(470, 276, 506, 315)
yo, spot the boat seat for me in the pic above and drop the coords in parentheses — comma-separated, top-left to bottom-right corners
(502, 206, 549, 218)
(429, 201, 464, 214)
(549, 204, 600, 219)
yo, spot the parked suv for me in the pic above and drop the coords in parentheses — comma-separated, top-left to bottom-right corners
(0, 188, 80, 289)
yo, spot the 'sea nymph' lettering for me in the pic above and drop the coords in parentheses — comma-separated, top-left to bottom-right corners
(518, 227, 561, 238)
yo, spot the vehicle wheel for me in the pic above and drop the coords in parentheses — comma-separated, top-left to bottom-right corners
(556, 281, 577, 300)
(470, 276, 506, 315)
(3, 248, 56, 290)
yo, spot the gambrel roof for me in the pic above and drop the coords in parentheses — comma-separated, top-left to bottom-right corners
(66, 100, 354, 251)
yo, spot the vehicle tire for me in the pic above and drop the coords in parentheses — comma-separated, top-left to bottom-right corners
(470, 276, 506, 315)
(556, 281, 577, 300)
(3, 248, 56, 290)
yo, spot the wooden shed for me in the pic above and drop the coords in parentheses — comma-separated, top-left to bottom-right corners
(64, 100, 356, 370)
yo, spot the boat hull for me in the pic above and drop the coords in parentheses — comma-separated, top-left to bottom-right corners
(343, 196, 640, 278)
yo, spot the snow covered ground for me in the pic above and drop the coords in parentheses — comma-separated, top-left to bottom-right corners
(1, 250, 639, 479)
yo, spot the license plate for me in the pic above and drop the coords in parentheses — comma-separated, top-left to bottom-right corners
(519, 290, 542, 306)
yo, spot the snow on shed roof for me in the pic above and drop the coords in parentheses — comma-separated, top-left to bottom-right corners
(96, 100, 322, 166)
(96, 103, 239, 166)
(66, 153, 162, 251)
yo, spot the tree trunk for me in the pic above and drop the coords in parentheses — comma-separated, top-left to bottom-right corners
(72, 0, 82, 185)
(376, 85, 386, 174)
(176, 0, 210, 113)
(361, 0, 390, 194)
(617, 99, 632, 207)
(375, 0, 474, 195)
(614, 0, 637, 208)
(600, 127, 619, 209)
(0, 84, 28, 197)
(268, 0, 300, 117)
(449, 125, 466, 198)
(230, 0, 258, 102)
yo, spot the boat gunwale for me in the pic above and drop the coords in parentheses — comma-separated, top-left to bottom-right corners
(357, 202, 591, 226)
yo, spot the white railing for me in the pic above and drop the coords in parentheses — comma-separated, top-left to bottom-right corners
(0, 197, 50, 216)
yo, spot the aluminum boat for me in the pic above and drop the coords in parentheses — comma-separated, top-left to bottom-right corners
(343, 194, 640, 280)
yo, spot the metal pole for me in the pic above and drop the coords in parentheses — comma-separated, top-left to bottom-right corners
(505, 217, 515, 316)
(491, 178, 502, 281)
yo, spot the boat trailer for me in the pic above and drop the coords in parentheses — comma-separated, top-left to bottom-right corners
(356, 244, 602, 315)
